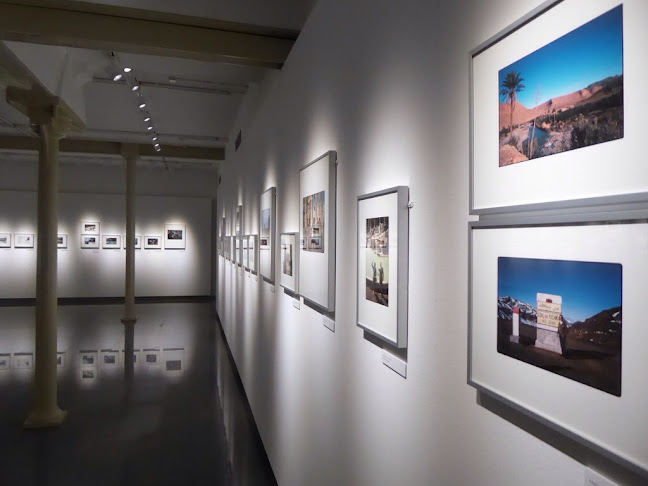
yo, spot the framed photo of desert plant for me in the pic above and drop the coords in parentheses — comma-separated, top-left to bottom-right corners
(259, 187, 276, 283)
(470, 1, 648, 213)
(469, 216, 648, 475)
(280, 232, 299, 293)
(357, 187, 409, 348)
(299, 151, 337, 311)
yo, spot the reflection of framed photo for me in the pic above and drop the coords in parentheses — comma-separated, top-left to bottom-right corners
(299, 151, 337, 311)
(144, 236, 162, 249)
(0, 233, 10, 248)
(102, 235, 121, 249)
(280, 232, 299, 293)
(81, 235, 99, 249)
(470, 1, 646, 213)
(57, 234, 67, 249)
(248, 235, 258, 274)
(469, 218, 648, 474)
(259, 187, 276, 282)
(123, 235, 142, 249)
(14, 234, 34, 248)
(81, 221, 100, 235)
(357, 187, 409, 348)
(164, 224, 186, 250)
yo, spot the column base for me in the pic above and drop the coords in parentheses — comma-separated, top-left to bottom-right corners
(24, 407, 67, 428)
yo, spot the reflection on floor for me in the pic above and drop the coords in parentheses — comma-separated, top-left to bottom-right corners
(0, 303, 276, 486)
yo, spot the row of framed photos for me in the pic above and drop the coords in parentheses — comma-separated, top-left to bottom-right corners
(469, 0, 648, 478)
(219, 152, 411, 349)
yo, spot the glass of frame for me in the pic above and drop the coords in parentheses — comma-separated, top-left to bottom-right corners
(259, 187, 276, 283)
(470, 0, 646, 213)
(469, 217, 648, 475)
(357, 186, 409, 348)
(164, 224, 186, 250)
(299, 151, 337, 311)
(280, 232, 299, 294)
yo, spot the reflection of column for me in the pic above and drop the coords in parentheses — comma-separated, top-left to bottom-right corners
(120, 145, 138, 381)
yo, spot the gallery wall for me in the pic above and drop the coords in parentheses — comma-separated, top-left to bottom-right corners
(216, 1, 647, 485)
(0, 162, 216, 298)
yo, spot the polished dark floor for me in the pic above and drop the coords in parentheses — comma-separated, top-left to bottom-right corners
(0, 303, 276, 486)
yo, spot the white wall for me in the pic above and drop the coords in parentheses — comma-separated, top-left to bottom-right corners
(216, 1, 646, 485)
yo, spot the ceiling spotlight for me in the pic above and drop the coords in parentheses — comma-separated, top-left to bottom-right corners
(132, 84, 139, 92)
(147, 126, 153, 131)
(155, 147, 161, 152)
(154, 143, 160, 148)
(139, 102, 146, 109)
(123, 67, 132, 73)
(144, 116, 151, 122)
(152, 136, 158, 141)
(113, 73, 123, 81)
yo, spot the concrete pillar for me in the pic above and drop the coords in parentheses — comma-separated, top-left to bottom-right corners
(120, 145, 138, 380)
(25, 123, 66, 427)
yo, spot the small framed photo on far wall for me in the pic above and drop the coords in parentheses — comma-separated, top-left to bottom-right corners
(144, 236, 162, 249)
(164, 224, 186, 250)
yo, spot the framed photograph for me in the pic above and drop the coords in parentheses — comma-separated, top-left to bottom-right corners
(470, 1, 648, 213)
(163, 348, 184, 375)
(144, 236, 162, 249)
(13, 352, 33, 369)
(0, 353, 11, 370)
(299, 151, 337, 311)
(123, 235, 142, 249)
(56, 352, 66, 368)
(57, 234, 67, 249)
(81, 234, 99, 249)
(14, 234, 34, 248)
(219, 217, 225, 256)
(242, 236, 249, 270)
(80, 368, 96, 380)
(164, 224, 186, 250)
(102, 235, 121, 249)
(357, 186, 409, 348)
(100, 349, 119, 367)
(469, 218, 648, 474)
(248, 235, 258, 274)
(81, 221, 100, 235)
(259, 187, 276, 282)
(0, 233, 10, 248)
(280, 232, 299, 293)
(143, 348, 161, 366)
(79, 350, 98, 366)
(235, 236, 241, 266)
(235, 205, 243, 236)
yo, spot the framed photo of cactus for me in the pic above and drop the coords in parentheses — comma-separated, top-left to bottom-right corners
(470, 0, 648, 213)
(469, 217, 648, 475)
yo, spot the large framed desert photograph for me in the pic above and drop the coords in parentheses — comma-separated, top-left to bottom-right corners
(469, 219, 648, 474)
(259, 187, 276, 282)
(299, 151, 337, 311)
(280, 232, 298, 293)
(357, 187, 409, 348)
(471, 0, 648, 213)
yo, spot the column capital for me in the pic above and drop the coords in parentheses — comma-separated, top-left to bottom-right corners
(6, 86, 84, 139)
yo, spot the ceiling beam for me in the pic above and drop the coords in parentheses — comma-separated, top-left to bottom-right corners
(0, 134, 225, 160)
(0, 0, 298, 68)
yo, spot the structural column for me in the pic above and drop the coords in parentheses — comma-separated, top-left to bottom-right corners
(121, 145, 138, 380)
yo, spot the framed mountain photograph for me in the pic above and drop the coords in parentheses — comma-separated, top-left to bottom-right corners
(299, 151, 337, 311)
(259, 187, 276, 283)
(357, 187, 409, 348)
(469, 218, 648, 475)
(471, 1, 647, 213)
(280, 232, 299, 293)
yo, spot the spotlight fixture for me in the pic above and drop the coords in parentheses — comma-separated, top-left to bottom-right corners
(123, 67, 132, 73)
(144, 116, 151, 122)
(139, 102, 146, 109)
(147, 126, 153, 131)
(113, 73, 123, 81)
(152, 136, 158, 141)
(132, 84, 139, 92)
(155, 146, 162, 152)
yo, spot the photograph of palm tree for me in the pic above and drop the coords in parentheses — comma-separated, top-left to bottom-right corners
(365, 217, 389, 307)
(499, 5, 623, 166)
(497, 257, 622, 396)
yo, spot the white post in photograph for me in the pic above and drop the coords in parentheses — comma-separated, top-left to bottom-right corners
(510, 306, 520, 343)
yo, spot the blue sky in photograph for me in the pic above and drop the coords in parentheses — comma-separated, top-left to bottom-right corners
(498, 257, 622, 322)
(499, 5, 623, 108)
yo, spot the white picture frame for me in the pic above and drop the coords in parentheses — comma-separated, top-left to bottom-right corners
(470, 0, 646, 214)
(14, 233, 34, 248)
(143, 348, 161, 366)
(57, 234, 67, 249)
(81, 234, 99, 249)
(242, 235, 249, 270)
(123, 235, 142, 249)
(56, 352, 66, 368)
(164, 224, 186, 250)
(163, 348, 184, 376)
(235, 235, 241, 266)
(280, 232, 299, 294)
(144, 235, 162, 249)
(0, 233, 10, 248)
(248, 235, 258, 274)
(235, 205, 243, 236)
(259, 187, 276, 283)
(357, 186, 409, 348)
(299, 151, 337, 311)
(0, 353, 11, 370)
(102, 234, 121, 249)
(13, 352, 33, 369)
(469, 217, 648, 475)
(79, 350, 98, 367)
(81, 221, 100, 235)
